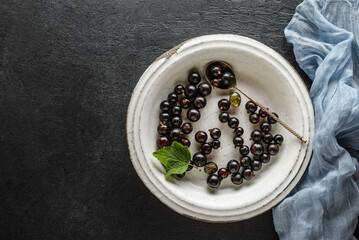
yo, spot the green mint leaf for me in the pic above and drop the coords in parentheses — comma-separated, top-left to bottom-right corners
(152, 141, 191, 176)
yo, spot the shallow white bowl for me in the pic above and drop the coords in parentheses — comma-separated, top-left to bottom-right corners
(127, 34, 314, 222)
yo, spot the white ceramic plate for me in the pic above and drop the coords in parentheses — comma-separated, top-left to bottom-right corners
(127, 34, 314, 222)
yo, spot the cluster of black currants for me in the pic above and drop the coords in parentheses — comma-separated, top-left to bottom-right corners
(156, 71, 212, 150)
(206, 99, 284, 188)
(207, 63, 235, 89)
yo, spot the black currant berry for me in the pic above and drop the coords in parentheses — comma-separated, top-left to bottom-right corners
(240, 156, 251, 167)
(259, 108, 268, 118)
(233, 136, 244, 147)
(267, 112, 279, 124)
(168, 93, 178, 104)
(251, 143, 264, 156)
(210, 65, 222, 77)
(181, 122, 193, 134)
(180, 138, 191, 147)
(210, 128, 221, 139)
(204, 162, 218, 174)
(239, 145, 249, 156)
(251, 130, 262, 142)
(207, 174, 221, 188)
(218, 168, 229, 179)
(157, 136, 170, 149)
(187, 109, 201, 122)
(159, 112, 171, 123)
(186, 163, 193, 171)
(160, 100, 171, 112)
(174, 84, 185, 95)
(260, 153, 270, 163)
(262, 133, 273, 144)
(180, 98, 191, 109)
(218, 99, 230, 111)
(228, 117, 239, 129)
(171, 105, 182, 115)
(192, 152, 207, 167)
(212, 140, 221, 149)
(193, 96, 206, 109)
(157, 123, 170, 135)
(219, 112, 230, 123)
(221, 72, 234, 88)
(195, 131, 208, 143)
(234, 127, 244, 136)
(249, 113, 260, 124)
(251, 159, 262, 171)
(243, 168, 254, 180)
(274, 134, 284, 145)
(184, 85, 197, 98)
(188, 72, 201, 85)
(201, 143, 212, 155)
(170, 128, 181, 141)
(231, 173, 243, 185)
(260, 122, 272, 133)
(211, 78, 221, 87)
(227, 159, 240, 174)
(267, 143, 279, 155)
(171, 116, 182, 128)
(245, 101, 257, 113)
(198, 82, 212, 96)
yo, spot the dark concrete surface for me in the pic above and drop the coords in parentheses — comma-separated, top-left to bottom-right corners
(1, 0, 358, 239)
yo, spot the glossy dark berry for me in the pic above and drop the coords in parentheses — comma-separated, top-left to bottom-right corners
(181, 122, 193, 134)
(192, 152, 207, 167)
(210, 128, 221, 139)
(188, 72, 201, 85)
(251, 143, 264, 156)
(159, 112, 171, 123)
(211, 78, 221, 87)
(262, 133, 273, 144)
(184, 85, 197, 98)
(157, 136, 170, 149)
(187, 108, 201, 122)
(218, 168, 229, 179)
(180, 138, 191, 147)
(207, 174, 221, 188)
(233, 136, 244, 147)
(243, 168, 254, 180)
(260, 122, 272, 133)
(267, 112, 279, 124)
(168, 93, 178, 104)
(227, 159, 240, 174)
(171, 105, 182, 115)
(186, 163, 193, 171)
(219, 112, 230, 123)
(193, 96, 206, 109)
(245, 101, 257, 113)
(170, 128, 181, 141)
(210, 65, 222, 77)
(231, 173, 243, 185)
(221, 72, 234, 88)
(251, 130, 262, 142)
(180, 98, 191, 109)
(212, 140, 221, 149)
(239, 145, 249, 155)
(218, 99, 230, 111)
(228, 117, 239, 129)
(259, 108, 268, 118)
(221, 78, 231, 89)
(260, 153, 270, 163)
(160, 100, 171, 112)
(267, 143, 279, 155)
(157, 123, 170, 135)
(251, 159, 262, 171)
(274, 134, 284, 145)
(195, 131, 208, 143)
(198, 82, 212, 96)
(234, 127, 244, 136)
(240, 156, 251, 167)
(204, 162, 218, 174)
(171, 116, 182, 128)
(201, 143, 212, 155)
(249, 113, 260, 124)
(176, 172, 185, 178)
(174, 84, 185, 95)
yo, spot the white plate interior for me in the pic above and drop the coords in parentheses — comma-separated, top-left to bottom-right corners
(127, 34, 314, 222)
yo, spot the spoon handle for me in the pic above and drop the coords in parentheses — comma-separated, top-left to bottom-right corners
(234, 86, 307, 143)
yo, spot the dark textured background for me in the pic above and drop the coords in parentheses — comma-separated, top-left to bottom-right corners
(1, 0, 358, 239)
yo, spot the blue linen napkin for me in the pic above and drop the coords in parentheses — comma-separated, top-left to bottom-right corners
(272, 0, 359, 239)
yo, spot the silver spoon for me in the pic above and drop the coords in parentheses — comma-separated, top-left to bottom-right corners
(204, 60, 307, 143)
